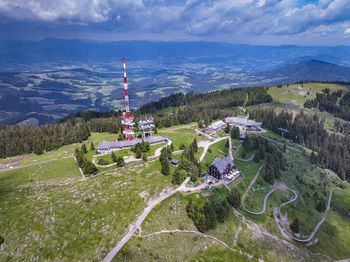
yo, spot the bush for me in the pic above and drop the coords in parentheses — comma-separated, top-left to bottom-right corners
(117, 157, 125, 167)
(97, 158, 110, 165)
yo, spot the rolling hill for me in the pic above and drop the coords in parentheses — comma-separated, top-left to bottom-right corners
(254, 59, 350, 84)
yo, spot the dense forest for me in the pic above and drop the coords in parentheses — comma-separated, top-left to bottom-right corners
(140, 87, 272, 128)
(304, 88, 350, 121)
(250, 109, 350, 181)
(0, 122, 90, 158)
(0, 115, 124, 158)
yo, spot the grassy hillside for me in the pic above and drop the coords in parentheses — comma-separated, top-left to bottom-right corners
(0, 158, 173, 261)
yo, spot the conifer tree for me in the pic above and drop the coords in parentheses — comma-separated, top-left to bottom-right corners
(81, 144, 88, 154)
(171, 168, 181, 185)
(161, 158, 170, 175)
(117, 156, 125, 167)
(90, 142, 95, 151)
(290, 218, 299, 233)
(111, 151, 117, 162)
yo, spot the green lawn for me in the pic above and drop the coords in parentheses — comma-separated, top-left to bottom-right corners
(0, 158, 173, 261)
(0, 132, 118, 166)
(202, 139, 229, 171)
(266, 83, 346, 107)
(158, 125, 205, 149)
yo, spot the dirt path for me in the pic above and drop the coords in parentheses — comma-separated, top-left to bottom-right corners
(198, 136, 228, 162)
(102, 177, 191, 262)
(235, 152, 255, 162)
(138, 229, 254, 259)
(241, 164, 334, 244)
(241, 163, 265, 208)
(0, 156, 72, 173)
(276, 189, 332, 243)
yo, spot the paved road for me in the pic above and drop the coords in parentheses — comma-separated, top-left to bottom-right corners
(102, 177, 191, 262)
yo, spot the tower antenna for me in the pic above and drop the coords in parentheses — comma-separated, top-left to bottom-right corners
(121, 58, 135, 140)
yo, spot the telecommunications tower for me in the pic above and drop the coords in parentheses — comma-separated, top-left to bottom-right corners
(121, 58, 135, 140)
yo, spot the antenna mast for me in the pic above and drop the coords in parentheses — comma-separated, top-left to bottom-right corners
(121, 58, 135, 140)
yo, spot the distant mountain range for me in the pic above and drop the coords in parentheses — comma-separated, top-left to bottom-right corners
(1, 38, 350, 125)
(1, 38, 350, 72)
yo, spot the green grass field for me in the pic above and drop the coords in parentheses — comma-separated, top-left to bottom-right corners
(266, 83, 347, 107)
(0, 132, 118, 167)
(0, 158, 173, 261)
(158, 124, 205, 149)
(202, 139, 229, 171)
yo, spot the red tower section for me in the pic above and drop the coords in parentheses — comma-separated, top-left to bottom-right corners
(121, 58, 135, 140)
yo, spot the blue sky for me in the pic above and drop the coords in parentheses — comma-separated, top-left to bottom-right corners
(0, 0, 350, 45)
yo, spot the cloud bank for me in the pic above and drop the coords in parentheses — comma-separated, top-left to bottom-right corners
(0, 0, 350, 44)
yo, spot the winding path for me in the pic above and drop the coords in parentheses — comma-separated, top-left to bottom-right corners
(235, 153, 255, 162)
(277, 189, 333, 243)
(241, 162, 336, 244)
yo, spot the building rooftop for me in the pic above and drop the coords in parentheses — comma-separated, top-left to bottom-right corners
(97, 135, 166, 150)
(208, 120, 225, 130)
(225, 117, 261, 127)
(211, 156, 234, 174)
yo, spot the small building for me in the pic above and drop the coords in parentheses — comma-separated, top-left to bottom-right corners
(208, 120, 226, 131)
(97, 135, 166, 154)
(208, 156, 234, 180)
(225, 117, 262, 128)
(170, 159, 180, 166)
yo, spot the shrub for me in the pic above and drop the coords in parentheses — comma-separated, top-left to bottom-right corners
(97, 158, 110, 165)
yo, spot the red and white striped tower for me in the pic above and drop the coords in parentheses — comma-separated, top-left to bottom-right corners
(121, 58, 135, 140)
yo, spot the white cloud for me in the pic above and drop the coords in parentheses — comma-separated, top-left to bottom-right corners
(1, 0, 350, 43)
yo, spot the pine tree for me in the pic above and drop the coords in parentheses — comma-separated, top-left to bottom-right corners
(81, 144, 88, 154)
(90, 142, 95, 151)
(290, 218, 299, 233)
(224, 124, 230, 134)
(316, 199, 326, 212)
(161, 158, 170, 175)
(83, 161, 98, 175)
(117, 156, 125, 167)
(136, 148, 142, 159)
(231, 126, 240, 139)
(171, 168, 181, 185)
(191, 138, 198, 153)
(191, 165, 199, 182)
(111, 151, 117, 162)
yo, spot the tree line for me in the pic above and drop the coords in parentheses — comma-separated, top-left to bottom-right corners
(304, 88, 350, 121)
(0, 122, 90, 158)
(250, 108, 350, 181)
(139, 87, 272, 128)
